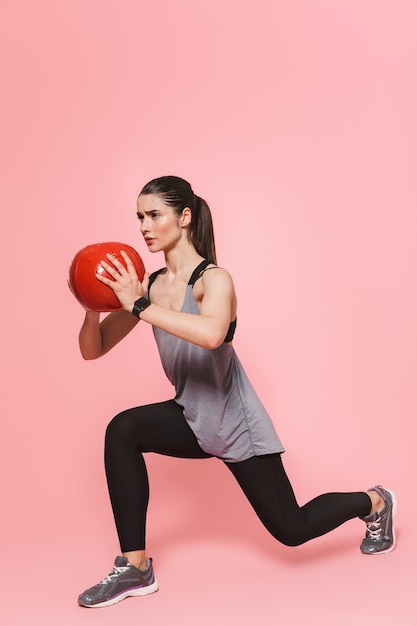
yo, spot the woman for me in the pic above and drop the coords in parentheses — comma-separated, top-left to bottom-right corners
(77, 176, 396, 608)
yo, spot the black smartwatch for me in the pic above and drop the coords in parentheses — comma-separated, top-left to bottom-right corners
(132, 297, 151, 318)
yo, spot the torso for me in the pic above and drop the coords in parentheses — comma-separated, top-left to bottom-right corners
(149, 260, 237, 330)
(149, 259, 284, 462)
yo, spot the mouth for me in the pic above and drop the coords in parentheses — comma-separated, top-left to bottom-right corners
(144, 238, 155, 246)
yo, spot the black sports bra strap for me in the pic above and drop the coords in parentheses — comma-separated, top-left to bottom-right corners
(188, 260, 213, 286)
(148, 260, 213, 295)
(148, 261, 212, 293)
(147, 268, 165, 295)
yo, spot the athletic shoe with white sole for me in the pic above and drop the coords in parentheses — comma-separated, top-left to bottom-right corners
(78, 556, 158, 607)
(360, 485, 397, 555)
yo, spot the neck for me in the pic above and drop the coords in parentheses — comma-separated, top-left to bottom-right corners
(163, 240, 203, 276)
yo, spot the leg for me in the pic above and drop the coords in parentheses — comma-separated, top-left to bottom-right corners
(105, 400, 211, 556)
(79, 400, 210, 608)
(225, 453, 372, 546)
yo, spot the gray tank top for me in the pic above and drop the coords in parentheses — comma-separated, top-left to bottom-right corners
(150, 262, 285, 463)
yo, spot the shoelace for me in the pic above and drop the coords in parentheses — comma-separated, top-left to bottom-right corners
(99, 565, 130, 585)
(365, 518, 383, 541)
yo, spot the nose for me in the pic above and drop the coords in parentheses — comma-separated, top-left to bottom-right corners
(140, 217, 150, 234)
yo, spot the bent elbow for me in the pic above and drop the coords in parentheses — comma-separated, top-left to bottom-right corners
(203, 332, 226, 350)
(80, 348, 102, 360)
(81, 352, 96, 361)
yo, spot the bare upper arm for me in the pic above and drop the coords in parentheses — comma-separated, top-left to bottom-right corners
(194, 267, 237, 329)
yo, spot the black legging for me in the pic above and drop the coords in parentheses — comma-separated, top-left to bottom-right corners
(104, 400, 372, 552)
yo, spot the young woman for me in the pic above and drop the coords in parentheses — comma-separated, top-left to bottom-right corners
(76, 176, 396, 608)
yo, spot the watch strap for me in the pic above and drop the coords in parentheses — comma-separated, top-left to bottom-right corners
(132, 297, 151, 318)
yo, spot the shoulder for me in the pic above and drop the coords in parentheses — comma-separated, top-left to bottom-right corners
(193, 264, 235, 299)
(200, 264, 234, 285)
(194, 263, 237, 317)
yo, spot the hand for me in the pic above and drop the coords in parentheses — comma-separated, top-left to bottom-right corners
(96, 250, 149, 313)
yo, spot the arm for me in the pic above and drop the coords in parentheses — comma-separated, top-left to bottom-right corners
(79, 309, 140, 360)
(140, 268, 235, 349)
(98, 252, 236, 350)
(77, 260, 149, 359)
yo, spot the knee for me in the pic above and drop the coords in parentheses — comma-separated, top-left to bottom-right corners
(278, 534, 307, 547)
(268, 524, 309, 547)
(105, 410, 134, 449)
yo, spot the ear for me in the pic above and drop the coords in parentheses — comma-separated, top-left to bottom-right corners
(180, 207, 192, 228)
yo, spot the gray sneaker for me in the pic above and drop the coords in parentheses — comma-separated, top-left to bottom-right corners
(78, 556, 158, 608)
(360, 485, 397, 555)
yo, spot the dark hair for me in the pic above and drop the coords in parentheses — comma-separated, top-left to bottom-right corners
(139, 175, 217, 264)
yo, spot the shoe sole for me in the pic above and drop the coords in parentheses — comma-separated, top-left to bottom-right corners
(78, 579, 159, 608)
(362, 488, 397, 555)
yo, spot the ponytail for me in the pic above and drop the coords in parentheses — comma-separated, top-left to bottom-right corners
(192, 195, 217, 264)
(139, 176, 217, 264)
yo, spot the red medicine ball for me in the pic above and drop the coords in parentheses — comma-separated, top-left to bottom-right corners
(69, 242, 145, 312)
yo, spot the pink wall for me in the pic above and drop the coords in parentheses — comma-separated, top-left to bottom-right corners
(1, 1, 416, 624)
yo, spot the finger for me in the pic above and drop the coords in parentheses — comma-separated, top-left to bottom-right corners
(95, 272, 114, 286)
(120, 250, 139, 278)
(141, 271, 150, 292)
(100, 259, 120, 278)
(105, 253, 127, 274)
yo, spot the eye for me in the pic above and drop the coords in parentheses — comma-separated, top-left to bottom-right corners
(137, 213, 144, 221)
(150, 212, 159, 219)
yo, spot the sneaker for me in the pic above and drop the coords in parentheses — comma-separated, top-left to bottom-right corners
(360, 485, 397, 555)
(78, 556, 158, 608)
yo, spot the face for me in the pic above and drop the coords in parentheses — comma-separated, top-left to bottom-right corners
(137, 193, 190, 253)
